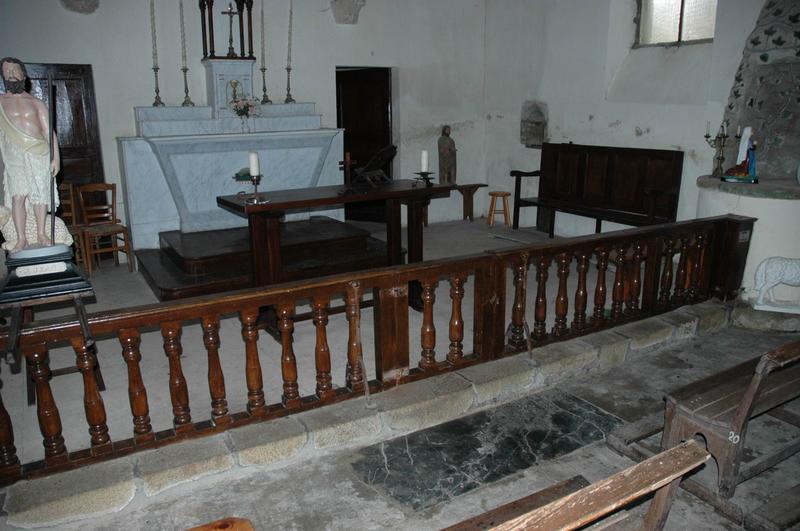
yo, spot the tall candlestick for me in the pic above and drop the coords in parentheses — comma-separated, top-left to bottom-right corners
(421, 150, 429, 172)
(287, 0, 293, 67)
(150, 0, 159, 68)
(179, 0, 187, 69)
(260, 1, 266, 69)
(705, 121, 710, 137)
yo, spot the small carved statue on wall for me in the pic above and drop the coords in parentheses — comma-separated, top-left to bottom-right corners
(438, 125, 456, 185)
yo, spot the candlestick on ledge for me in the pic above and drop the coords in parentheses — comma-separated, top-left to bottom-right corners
(179, 0, 195, 107)
(284, 0, 295, 103)
(703, 121, 729, 179)
(260, 3, 271, 103)
(149, 0, 165, 106)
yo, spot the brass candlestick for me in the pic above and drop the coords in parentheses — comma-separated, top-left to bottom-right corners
(152, 66, 165, 107)
(704, 123, 729, 178)
(234, 173, 269, 204)
(181, 67, 195, 107)
(260, 66, 272, 104)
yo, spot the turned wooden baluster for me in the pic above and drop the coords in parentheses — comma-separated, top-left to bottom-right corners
(672, 234, 690, 305)
(119, 329, 154, 442)
(447, 273, 467, 364)
(508, 252, 530, 349)
(278, 303, 301, 408)
(202, 315, 230, 425)
(592, 249, 610, 323)
(239, 308, 266, 415)
(532, 255, 551, 341)
(161, 322, 192, 431)
(688, 232, 706, 302)
(658, 237, 675, 308)
(345, 281, 365, 392)
(419, 278, 438, 370)
(552, 252, 571, 337)
(26, 343, 67, 463)
(626, 241, 643, 314)
(572, 251, 590, 331)
(0, 386, 19, 476)
(312, 296, 335, 400)
(70, 336, 111, 448)
(610, 244, 626, 320)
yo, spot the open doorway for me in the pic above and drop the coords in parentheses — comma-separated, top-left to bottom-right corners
(336, 66, 392, 222)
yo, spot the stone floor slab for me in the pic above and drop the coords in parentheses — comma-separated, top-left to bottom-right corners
(228, 416, 308, 467)
(297, 397, 382, 449)
(456, 353, 538, 405)
(136, 435, 234, 496)
(531, 338, 598, 385)
(679, 300, 731, 332)
(614, 318, 675, 354)
(375, 373, 474, 432)
(657, 310, 699, 341)
(3, 459, 135, 528)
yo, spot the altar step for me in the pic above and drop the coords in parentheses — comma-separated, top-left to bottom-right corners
(136, 217, 392, 301)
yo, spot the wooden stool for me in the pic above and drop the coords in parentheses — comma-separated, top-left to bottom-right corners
(487, 191, 511, 227)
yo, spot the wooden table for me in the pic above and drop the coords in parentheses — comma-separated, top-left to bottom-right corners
(217, 180, 454, 286)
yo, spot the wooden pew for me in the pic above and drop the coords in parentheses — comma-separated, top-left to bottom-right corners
(659, 339, 800, 499)
(446, 439, 709, 531)
(510, 143, 683, 236)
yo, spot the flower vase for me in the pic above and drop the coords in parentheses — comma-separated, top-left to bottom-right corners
(239, 116, 251, 133)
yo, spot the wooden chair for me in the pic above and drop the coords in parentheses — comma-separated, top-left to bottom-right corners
(487, 191, 511, 227)
(659, 339, 800, 499)
(57, 182, 86, 267)
(76, 183, 134, 277)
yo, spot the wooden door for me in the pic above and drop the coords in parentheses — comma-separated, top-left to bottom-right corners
(336, 67, 392, 221)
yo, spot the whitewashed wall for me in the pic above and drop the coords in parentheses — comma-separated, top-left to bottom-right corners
(0, 0, 763, 229)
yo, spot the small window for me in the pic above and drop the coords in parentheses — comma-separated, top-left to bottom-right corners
(636, 0, 717, 46)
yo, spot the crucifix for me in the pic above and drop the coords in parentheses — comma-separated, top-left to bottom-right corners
(222, 3, 238, 58)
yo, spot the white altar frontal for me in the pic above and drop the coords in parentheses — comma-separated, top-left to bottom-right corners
(119, 59, 343, 250)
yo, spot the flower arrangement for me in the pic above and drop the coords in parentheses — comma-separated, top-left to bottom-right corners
(230, 97, 260, 118)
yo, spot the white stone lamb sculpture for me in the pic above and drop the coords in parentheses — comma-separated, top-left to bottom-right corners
(754, 256, 800, 305)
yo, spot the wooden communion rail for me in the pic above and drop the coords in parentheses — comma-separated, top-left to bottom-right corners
(0, 215, 754, 484)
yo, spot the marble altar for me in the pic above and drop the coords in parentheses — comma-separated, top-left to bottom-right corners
(119, 103, 344, 250)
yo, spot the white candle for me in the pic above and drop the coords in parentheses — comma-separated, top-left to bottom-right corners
(736, 125, 742, 136)
(260, 1, 266, 68)
(287, 0, 293, 67)
(249, 151, 260, 176)
(705, 121, 710, 136)
(421, 150, 429, 172)
(179, 0, 187, 69)
(150, 0, 158, 68)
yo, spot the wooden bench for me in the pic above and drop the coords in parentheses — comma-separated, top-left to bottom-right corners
(445, 439, 709, 531)
(660, 339, 800, 499)
(510, 143, 683, 237)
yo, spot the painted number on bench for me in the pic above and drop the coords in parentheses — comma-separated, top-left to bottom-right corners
(728, 431, 741, 444)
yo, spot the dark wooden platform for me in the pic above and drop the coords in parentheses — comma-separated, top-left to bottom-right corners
(137, 216, 391, 300)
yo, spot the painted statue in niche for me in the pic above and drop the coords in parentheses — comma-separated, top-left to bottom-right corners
(520, 100, 548, 148)
(722, 0, 800, 183)
(438, 125, 457, 185)
(0, 57, 68, 252)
